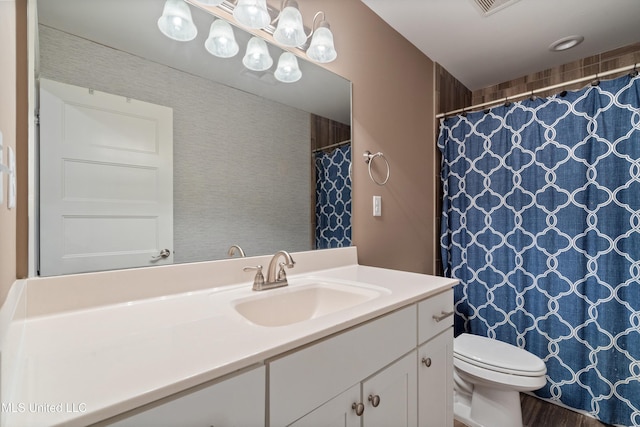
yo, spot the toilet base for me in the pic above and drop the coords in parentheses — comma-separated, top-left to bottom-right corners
(454, 385, 523, 427)
(454, 399, 483, 427)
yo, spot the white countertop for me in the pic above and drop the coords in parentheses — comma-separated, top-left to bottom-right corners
(6, 263, 456, 426)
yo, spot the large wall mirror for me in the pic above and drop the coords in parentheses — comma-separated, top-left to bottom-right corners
(35, 0, 352, 276)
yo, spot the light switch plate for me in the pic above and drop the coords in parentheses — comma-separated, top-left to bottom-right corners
(373, 195, 382, 217)
(8, 146, 15, 209)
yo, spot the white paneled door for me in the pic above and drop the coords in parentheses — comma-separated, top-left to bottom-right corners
(39, 78, 173, 276)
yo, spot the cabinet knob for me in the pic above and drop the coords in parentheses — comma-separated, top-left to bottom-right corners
(352, 402, 365, 416)
(368, 394, 381, 407)
(422, 357, 432, 367)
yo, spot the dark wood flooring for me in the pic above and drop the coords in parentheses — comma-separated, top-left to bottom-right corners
(454, 393, 611, 427)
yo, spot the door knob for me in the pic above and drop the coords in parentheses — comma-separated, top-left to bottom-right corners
(151, 248, 171, 260)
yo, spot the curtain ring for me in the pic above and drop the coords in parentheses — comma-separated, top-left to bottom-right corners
(363, 151, 390, 186)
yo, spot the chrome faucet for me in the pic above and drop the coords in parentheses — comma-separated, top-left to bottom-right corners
(243, 250, 295, 291)
(227, 244, 246, 258)
(266, 250, 295, 285)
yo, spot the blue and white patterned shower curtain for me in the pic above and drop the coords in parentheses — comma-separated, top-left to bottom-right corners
(438, 74, 640, 426)
(315, 144, 352, 249)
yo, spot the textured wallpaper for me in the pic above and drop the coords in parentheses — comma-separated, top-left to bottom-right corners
(38, 25, 312, 264)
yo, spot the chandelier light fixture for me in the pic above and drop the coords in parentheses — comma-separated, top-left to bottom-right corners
(158, 0, 338, 82)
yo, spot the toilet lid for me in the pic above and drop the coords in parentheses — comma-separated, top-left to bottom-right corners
(454, 333, 547, 377)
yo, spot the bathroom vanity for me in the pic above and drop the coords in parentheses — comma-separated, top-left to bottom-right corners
(2, 248, 457, 426)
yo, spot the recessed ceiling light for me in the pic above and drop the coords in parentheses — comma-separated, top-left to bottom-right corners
(549, 35, 585, 52)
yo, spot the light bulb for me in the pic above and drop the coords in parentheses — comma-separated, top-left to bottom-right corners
(205, 19, 239, 58)
(242, 37, 273, 71)
(307, 23, 337, 63)
(273, 1, 306, 47)
(157, 0, 198, 42)
(275, 52, 302, 83)
(233, 0, 271, 29)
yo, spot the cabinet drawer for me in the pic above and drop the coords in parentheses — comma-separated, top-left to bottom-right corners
(110, 365, 265, 426)
(418, 289, 453, 344)
(269, 305, 417, 426)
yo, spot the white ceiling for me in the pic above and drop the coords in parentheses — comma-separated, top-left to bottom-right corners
(361, 0, 640, 91)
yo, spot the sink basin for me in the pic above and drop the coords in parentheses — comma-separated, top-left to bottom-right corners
(232, 281, 385, 327)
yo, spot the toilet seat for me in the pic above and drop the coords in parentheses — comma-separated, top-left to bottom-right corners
(454, 356, 547, 391)
(454, 333, 547, 377)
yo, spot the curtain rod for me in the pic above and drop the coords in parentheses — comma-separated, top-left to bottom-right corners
(436, 62, 639, 119)
(312, 139, 351, 153)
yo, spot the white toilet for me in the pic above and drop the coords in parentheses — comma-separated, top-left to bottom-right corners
(453, 333, 547, 427)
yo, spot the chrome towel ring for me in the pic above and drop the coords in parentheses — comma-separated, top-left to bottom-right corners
(363, 151, 390, 186)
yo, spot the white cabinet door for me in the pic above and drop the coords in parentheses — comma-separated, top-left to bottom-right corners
(110, 366, 265, 427)
(362, 351, 418, 427)
(269, 306, 416, 426)
(289, 385, 361, 427)
(290, 352, 418, 427)
(39, 78, 174, 276)
(418, 329, 453, 427)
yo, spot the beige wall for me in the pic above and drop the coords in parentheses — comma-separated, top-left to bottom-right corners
(1, 0, 439, 306)
(304, 0, 437, 274)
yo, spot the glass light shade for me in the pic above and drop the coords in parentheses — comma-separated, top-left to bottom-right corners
(242, 37, 273, 71)
(205, 19, 239, 58)
(307, 24, 337, 63)
(157, 0, 198, 42)
(233, 0, 271, 29)
(273, 3, 307, 47)
(274, 52, 302, 83)
(194, 0, 225, 4)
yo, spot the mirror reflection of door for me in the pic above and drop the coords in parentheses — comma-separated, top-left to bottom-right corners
(39, 78, 174, 276)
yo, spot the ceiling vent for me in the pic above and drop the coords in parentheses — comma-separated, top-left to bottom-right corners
(470, 0, 522, 16)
